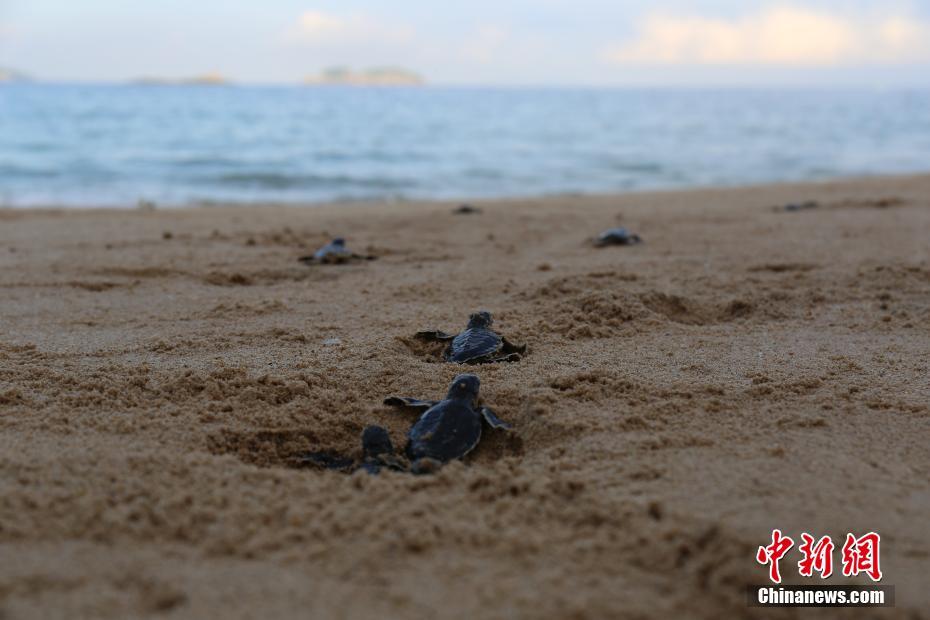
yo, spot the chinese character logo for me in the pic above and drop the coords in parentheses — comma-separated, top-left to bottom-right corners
(798, 533, 834, 578)
(758, 530, 882, 583)
(756, 529, 794, 584)
(842, 532, 882, 582)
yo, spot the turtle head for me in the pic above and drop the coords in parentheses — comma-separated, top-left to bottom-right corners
(446, 373, 480, 403)
(466, 311, 493, 329)
(361, 425, 394, 458)
(331, 237, 346, 247)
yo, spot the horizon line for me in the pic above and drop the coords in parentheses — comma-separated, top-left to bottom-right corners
(4, 78, 930, 90)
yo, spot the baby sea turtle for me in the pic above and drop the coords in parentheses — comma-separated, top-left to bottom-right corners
(357, 425, 406, 474)
(453, 204, 482, 214)
(416, 311, 526, 364)
(594, 227, 642, 246)
(298, 237, 376, 265)
(294, 425, 404, 475)
(384, 373, 510, 473)
(781, 200, 819, 212)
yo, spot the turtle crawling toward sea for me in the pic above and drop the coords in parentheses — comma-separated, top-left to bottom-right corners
(298, 237, 376, 265)
(594, 227, 642, 246)
(452, 204, 482, 215)
(294, 425, 405, 475)
(416, 311, 526, 364)
(384, 373, 511, 473)
(781, 200, 819, 212)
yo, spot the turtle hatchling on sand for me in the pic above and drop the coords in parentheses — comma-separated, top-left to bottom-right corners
(384, 373, 511, 473)
(298, 237, 376, 265)
(295, 425, 405, 475)
(416, 311, 526, 364)
(356, 425, 406, 474)
(594, 227, 642, 246)
(781, 200, 819, 212)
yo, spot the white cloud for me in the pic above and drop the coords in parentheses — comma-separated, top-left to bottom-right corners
(287, 10, 412, 46)
(295, 11, 344, 37)
(605, 6, 930, 66)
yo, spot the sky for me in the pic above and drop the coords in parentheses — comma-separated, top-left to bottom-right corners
(1, 0, 930, 86)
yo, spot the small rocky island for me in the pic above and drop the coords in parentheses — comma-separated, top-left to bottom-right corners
(0, 67, 31, 82)
(304, 67, 423, 86)
(132, 73, 230, 86)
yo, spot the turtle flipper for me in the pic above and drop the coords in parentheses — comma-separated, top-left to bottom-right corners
(383, 396, 439, 410)
(415, 330, 456, 342)
(488, 352, 522, 363)
(483, 341, 524, 363)
(321, 254, 352, 265)
(501, 337, 527, 356)
(297, 255, 318, 265)
(479, 406, 511, 430)
(294, 451, 355, 471)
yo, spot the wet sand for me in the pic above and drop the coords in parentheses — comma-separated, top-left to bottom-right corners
(1, 174, 929, 619)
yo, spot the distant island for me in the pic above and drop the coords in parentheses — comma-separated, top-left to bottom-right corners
(132, 73, 230, 86)
(0, 67, 31, 82)
(304, 67, 423, 87)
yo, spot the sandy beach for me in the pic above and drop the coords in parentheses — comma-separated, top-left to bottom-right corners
(1, 174, 928, 619)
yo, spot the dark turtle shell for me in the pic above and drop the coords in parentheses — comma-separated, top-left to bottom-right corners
(782, 201, 819, 212)
(595, 227, 642, 246)
(448, 327, 502, 363)
(406, 399, 483, 462)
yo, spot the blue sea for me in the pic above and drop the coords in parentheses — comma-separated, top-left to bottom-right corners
(1, 84, 929, 207)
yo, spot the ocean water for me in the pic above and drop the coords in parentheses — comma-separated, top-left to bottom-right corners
(1, 84, 929, 207)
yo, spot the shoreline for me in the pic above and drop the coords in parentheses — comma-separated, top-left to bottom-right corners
(1, 173, 928, 618)
(4, 170, 930, 213)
